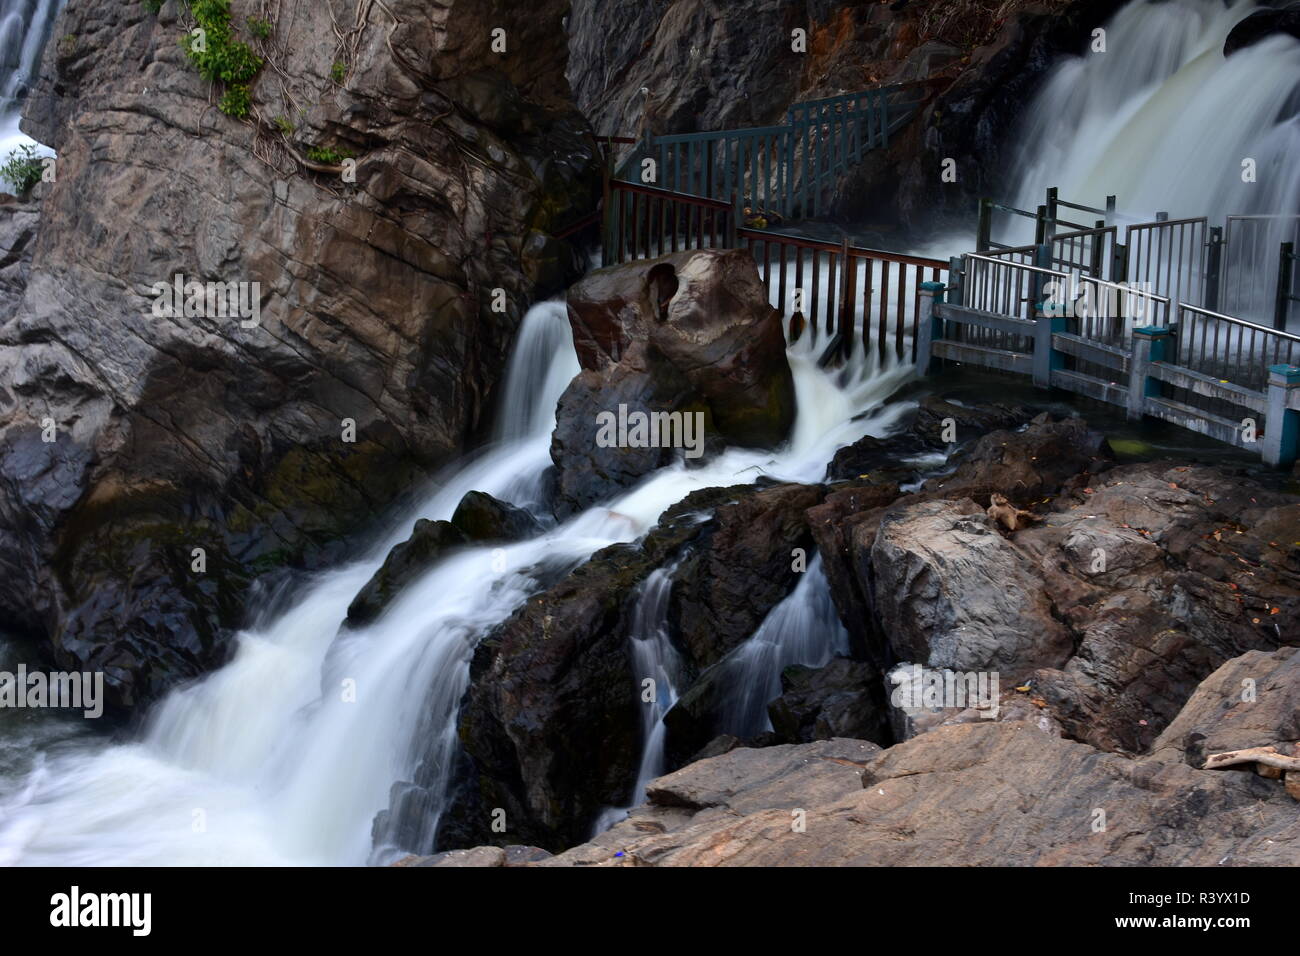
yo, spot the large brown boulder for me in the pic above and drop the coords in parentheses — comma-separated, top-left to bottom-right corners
(550, 248, 795, 515)
(0, 0, 600, 708)
(870, 497, 1073, 676)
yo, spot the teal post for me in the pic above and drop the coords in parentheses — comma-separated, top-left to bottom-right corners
(916, 281, 946, 375)
(1126, 326, 1171, 421)
(1263, 364, 1300, 468)
(1033, 297, 1067, 389)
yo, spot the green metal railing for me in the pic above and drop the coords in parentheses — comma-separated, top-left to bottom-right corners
(615, 80, 942, 221)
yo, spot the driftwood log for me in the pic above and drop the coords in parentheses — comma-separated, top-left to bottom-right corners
(1204, 746, 1300, 801)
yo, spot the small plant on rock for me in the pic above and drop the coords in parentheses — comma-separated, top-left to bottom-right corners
(0, 144, 45, 195)
(305, 145, 354, 165)
(180, 0, 263, 119)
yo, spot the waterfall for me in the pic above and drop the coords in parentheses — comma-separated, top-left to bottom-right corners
(0, 299, 918, 865)
(700, 556, 850, 738)
(0, 0, 59, 163)
(590, 564, 683, 834)
(1011, 0, 1300, 226)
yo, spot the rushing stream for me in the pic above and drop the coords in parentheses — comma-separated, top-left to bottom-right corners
(0, 302, 915, 865)
(1, 0, 1295, 866)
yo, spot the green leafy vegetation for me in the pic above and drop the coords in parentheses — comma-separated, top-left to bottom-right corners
(305, 145, 354, 165)
(1, 144, 44, 195)
(330, 61, 346, 84)
(143, 0, 264, 119)
(273, 115, 294, 136)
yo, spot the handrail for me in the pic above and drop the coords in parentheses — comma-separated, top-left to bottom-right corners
(1177, 301, 1300, 342)
(739, 226, 947, 268)
(1077, 275, 1171, 304)
(1127, 215, 1207, 231)
(653, 124, 792, 144)
(965, 253, 1068, 279)
(608, 179, 732, 210)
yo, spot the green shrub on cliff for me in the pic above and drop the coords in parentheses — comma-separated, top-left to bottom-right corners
(1, 144, 44, 195)
(146, 0, 264, 118)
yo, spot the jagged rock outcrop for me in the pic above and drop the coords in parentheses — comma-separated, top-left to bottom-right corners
(439, 477, 832, 851)
(549, 249, 795, 516)
(812, 410, 1107, 663)
(438, 484, 745, 851)
(668, 482, 820, 671)
(767, 657, 885, 744)
(418, 647, 1300, 865)
(871, 497, 1074, 675)
(814, 415, 1299, 755)
(825, 394, 1032, 482)
(0, 0, 600, 708)
(0, 194, 39, 319)
(1019, 463, 1300, 753)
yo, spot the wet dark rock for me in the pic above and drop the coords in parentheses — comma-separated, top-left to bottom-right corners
(439, 479, 830, 851)
(921, 413, 1113, 505)
(346, 520, 468, 626)
(767, 657, 888, 745)
(669, 482, 822, 671)
(548, 365, 712, 517)
(438, 485, 746, 852)
(450, 491, 543, 543)
(826, 395, 1032, 482)
(1224, 3, 1300, 57)
(805, 481, 902, 662)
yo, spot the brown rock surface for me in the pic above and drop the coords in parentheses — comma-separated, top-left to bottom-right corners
(0, 0, 599, 708)
(526, 677, 1300, 866)
(550, 249, 795, 515)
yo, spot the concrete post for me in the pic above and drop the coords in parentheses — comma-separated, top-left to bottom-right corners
(916, 281, 946, 375)
(1033, 300, 1066, 389)
(947, 256, 964, 308)
(1263, 364, 1300, 468)
(1127, 326, 1171, 421)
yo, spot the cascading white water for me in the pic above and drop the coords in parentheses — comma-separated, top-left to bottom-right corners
(994, 0, 1300, 327)
(701, 555, 850, 737)
(590, 564, 683, 834)
(0, 295, 919, 865)
(0, 0, 59, 171)
(7, 0, 1279, 867)
(591, 554, 851, 837)
(1011, 0, 1300, 225)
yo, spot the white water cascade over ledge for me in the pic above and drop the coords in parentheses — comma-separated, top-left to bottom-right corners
(1011, 0, 1300, 228)
(0, 0, 60, 167)
(0, 299, 918, 866)
(3, 0, 1296, 867)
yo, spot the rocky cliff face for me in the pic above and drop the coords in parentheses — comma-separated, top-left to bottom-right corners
(567, 0, 1127, 234)
(0, 0, 600, 709)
